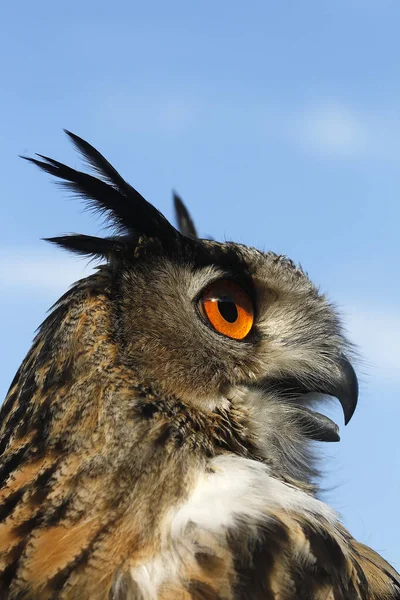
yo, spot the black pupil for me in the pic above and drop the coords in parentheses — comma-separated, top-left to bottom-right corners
(217, 298, 238, 323)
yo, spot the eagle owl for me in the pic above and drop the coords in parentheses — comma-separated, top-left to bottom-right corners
(0, 131, 398, 600)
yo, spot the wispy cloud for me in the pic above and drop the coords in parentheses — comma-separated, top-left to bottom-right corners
(294, 103, 369, 157)
(97, 85, 400, 161)
(280, 100, 400, 160)
(345, 307, 400, 383)
(0, 250, 93, 294)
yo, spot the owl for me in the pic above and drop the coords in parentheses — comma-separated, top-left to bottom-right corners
(0, 131, 398, 600)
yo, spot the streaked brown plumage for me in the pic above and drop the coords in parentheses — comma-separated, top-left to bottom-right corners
(0, 131, 398, 599)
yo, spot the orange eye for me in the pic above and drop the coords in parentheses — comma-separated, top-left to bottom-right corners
(199, 279, 254, 340)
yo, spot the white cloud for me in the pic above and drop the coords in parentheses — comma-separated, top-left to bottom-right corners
(98, 88, 400, 161)
(267, 100, 400, 161)
(0, 250, 93, 294)
(344, 307, 400, 383)
(295, 103, 369, 157)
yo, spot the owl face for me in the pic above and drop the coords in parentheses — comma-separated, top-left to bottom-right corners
(115, 234, 357, 442)
(25, 131, 358, 455)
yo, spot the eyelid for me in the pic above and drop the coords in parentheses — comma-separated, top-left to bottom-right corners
(195, 272, 256, 306)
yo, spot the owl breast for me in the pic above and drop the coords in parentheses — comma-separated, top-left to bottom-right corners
(123, 455, 338, 600)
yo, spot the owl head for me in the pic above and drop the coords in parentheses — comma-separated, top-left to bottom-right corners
(24, 131, 358, 482)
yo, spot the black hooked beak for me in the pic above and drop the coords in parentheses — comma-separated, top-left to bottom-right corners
(261, 356, 358, 443)
(317, 356, 359, 426)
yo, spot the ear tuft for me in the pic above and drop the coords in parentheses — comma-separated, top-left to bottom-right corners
(22, 132, 181, 246)
(173, 192, 198, 239)
(44, 235, 130, 259)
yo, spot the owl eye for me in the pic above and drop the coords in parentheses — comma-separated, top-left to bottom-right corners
(199, 279, 254, 340)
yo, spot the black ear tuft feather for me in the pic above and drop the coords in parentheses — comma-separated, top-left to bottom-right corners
(44, 235, 130, 258)
(22, 154, 134, 234)
(22, 132, 180, 250)
(173, 192, 198, 239)
(63, 130, 133, 197)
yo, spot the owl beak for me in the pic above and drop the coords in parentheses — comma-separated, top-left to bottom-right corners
(296, 356, 358, 442)
(258, 356, 358, 443)
(315, 356, 359, 426)
(296, 357, 358, 443)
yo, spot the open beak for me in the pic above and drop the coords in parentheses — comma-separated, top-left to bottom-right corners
(260, 355, 359, 443)
(311, 356, 359, 426)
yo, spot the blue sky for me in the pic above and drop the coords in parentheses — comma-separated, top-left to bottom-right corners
(1, 0, 399, 569)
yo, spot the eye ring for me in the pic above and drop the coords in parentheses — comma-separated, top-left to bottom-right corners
(198, 279, 255, 340)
